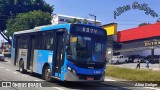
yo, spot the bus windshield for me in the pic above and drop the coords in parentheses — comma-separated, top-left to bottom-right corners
(67, 35, 106, 62)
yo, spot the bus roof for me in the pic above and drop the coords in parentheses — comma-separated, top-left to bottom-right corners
(14, 23, 71, 35)
(13, 23, 104, 35)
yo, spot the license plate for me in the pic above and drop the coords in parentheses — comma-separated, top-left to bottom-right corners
(87, 77, 94, 80)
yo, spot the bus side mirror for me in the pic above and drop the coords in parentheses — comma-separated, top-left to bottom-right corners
(66, 34, 70, 46)
(66, 41, 69, 46)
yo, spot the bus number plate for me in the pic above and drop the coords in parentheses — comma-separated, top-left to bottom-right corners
(87, 77, 94, 80)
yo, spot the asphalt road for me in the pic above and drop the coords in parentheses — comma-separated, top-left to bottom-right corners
(0, 58, 157, 90)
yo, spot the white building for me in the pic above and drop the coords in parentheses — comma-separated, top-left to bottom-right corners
(51, 14, 101, 26)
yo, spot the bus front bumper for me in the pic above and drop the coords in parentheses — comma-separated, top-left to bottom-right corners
(64, 71, 105, 82)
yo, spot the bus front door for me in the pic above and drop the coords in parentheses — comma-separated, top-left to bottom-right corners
(52, 31, 65, 78)
(27, 35, 35, 70)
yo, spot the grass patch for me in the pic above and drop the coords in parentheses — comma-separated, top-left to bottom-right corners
(106, 66, 160, 81)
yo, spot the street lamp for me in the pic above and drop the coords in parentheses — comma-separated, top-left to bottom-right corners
(89, 14, 97, 25)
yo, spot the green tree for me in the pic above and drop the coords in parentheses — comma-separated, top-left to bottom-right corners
(6, 10, 52, 44)
(82, 19, 88, 24)
(138, 23, 150, 27)
(0, 0, 53, 44)
(157, 18, 160, 22)
(0, 0, 53, 31)
(68, 18, 80, 24)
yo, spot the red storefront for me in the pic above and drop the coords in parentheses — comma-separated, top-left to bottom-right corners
(117, 22, 160, 42)
(114, 22, 160, 57)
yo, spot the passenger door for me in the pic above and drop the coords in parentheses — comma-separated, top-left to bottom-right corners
(27, 35, 35, 70)
(14, 36, 20, 65)
(52, 30, 65, 78)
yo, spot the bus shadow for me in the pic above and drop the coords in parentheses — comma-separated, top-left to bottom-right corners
(50, 81, 131, 90)
(13, 71, 131, 90)
(15, 70, 42, 78)
(0, 60, 7, 62)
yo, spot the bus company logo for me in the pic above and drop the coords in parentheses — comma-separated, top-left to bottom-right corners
(94, 70, 101, 74)
(88, 67, 94, 69)
(1, 82, 42, 87)
(114, 1, 159, 19)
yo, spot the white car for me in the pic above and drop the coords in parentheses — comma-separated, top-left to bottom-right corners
(109, 55, 128, 64)
(0, 51, 5, 61)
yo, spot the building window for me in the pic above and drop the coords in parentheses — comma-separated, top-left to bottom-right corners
(65, 19, 69, 22)
(59, 19, 65, 22)
(77, 21, 81, 24)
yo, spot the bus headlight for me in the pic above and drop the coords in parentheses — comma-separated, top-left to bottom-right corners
(71, 69, 77, 75)
(67, 66, 71, 71)
(67, 66, 77, 75)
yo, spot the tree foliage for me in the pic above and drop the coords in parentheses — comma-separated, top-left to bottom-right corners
(0, 0, 53, 32)
(6, 10, 52, 36)
(139, 18, 160, 27)
(82, 19, 88, 24)
(157, 18, 160, 22)
(0, 0, 53, 45)
(68, 18, 80, 24)
(138, 23, 150, 27)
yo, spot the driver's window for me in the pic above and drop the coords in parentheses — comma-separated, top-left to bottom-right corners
(69, 35, 78, 59)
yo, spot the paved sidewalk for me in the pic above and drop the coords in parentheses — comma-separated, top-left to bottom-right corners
(108, 63, 160, 71)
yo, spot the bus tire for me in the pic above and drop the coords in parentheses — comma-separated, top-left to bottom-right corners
(43, 66, 52, 82)
(19, 60, 25, 73)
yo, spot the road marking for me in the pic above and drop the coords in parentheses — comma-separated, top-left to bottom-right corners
(13, 72, 17, 74)
(144, 87, 160, 90)
(105, 78, 116, 81)
(34, 80, 39, 81)
(0, 67, 4, 69)
(21, 75, 29, 78)
(5, 69, 10, 71)
(53, 87, 64, 90)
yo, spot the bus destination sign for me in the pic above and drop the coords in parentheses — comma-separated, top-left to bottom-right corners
(75, 26, 104, 35)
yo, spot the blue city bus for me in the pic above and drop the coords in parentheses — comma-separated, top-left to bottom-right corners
(11, 24, 107, 81)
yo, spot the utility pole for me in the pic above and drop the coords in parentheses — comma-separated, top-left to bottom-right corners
(89, 14, 96, 25)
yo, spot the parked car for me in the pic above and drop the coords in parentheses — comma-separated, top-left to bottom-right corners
(133, 56, 145, 63)
(109, 55, 128, 64)
(142, 55, 160, 64)
(128, 55, 141, 63)
(0, 51, 5, 61)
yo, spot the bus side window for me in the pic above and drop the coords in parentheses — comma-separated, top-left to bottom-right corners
(19, 35, 28, 49)
(44, 31, 54, 50)
(35, 32, 44, 50)
(45, 37, 54, 50)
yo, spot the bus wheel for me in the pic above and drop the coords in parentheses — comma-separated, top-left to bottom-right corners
(19, 60, 25, 73)
(44, 66, 51, 81)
